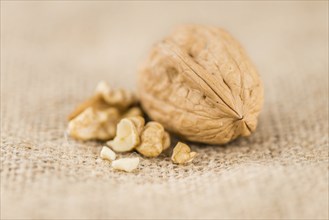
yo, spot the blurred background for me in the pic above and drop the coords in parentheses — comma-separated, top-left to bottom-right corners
(1, 1, 328, 219)
(2, 1, 327, 89)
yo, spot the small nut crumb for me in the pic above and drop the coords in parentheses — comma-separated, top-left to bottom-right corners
(67, 107, 120, 141)
(112, 157, 139, 172)
(171, 142, 197, 164)
(100, 146, 116, 161)
(135, 122, 165, 157)
(107, 116, 145, 152)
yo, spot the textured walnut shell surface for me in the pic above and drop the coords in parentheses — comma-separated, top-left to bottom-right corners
(138, 25, 264, 144)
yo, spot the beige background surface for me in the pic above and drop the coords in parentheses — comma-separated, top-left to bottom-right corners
(1, 1, 328, 219)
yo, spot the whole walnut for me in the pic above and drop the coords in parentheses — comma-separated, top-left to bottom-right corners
(138, 25, 264, 145)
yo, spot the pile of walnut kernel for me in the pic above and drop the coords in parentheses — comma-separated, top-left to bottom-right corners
(67, 81, 197, 172)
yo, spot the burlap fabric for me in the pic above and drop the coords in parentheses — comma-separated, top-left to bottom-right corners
(1, 2, 328, 219)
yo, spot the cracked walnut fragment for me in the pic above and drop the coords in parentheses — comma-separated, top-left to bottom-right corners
(171, 142, 197, 164)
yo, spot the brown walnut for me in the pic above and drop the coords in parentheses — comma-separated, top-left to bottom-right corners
(138, 25, 264, 144)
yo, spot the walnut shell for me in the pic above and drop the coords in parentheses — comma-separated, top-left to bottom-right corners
(138, 25, 264, 145)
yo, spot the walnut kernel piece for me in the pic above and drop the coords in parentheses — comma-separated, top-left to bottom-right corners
(112, 157, 140, 172)
(67, 94, 105, 121)
(107, 117, 145, 152)
(138, 25, 264, 144)
(122, 107, 143, 118)
(68, 81, 137, 121)
(135, 122, 166, 157)
(127, 116, 145, 134)
(67, 107, 120, 141)
(96, 81, 137, 110)
(100, 146, 116, 161)
(171, 142, 197, 164)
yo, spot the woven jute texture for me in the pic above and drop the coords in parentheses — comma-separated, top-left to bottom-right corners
(1, 2, 328, 219)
